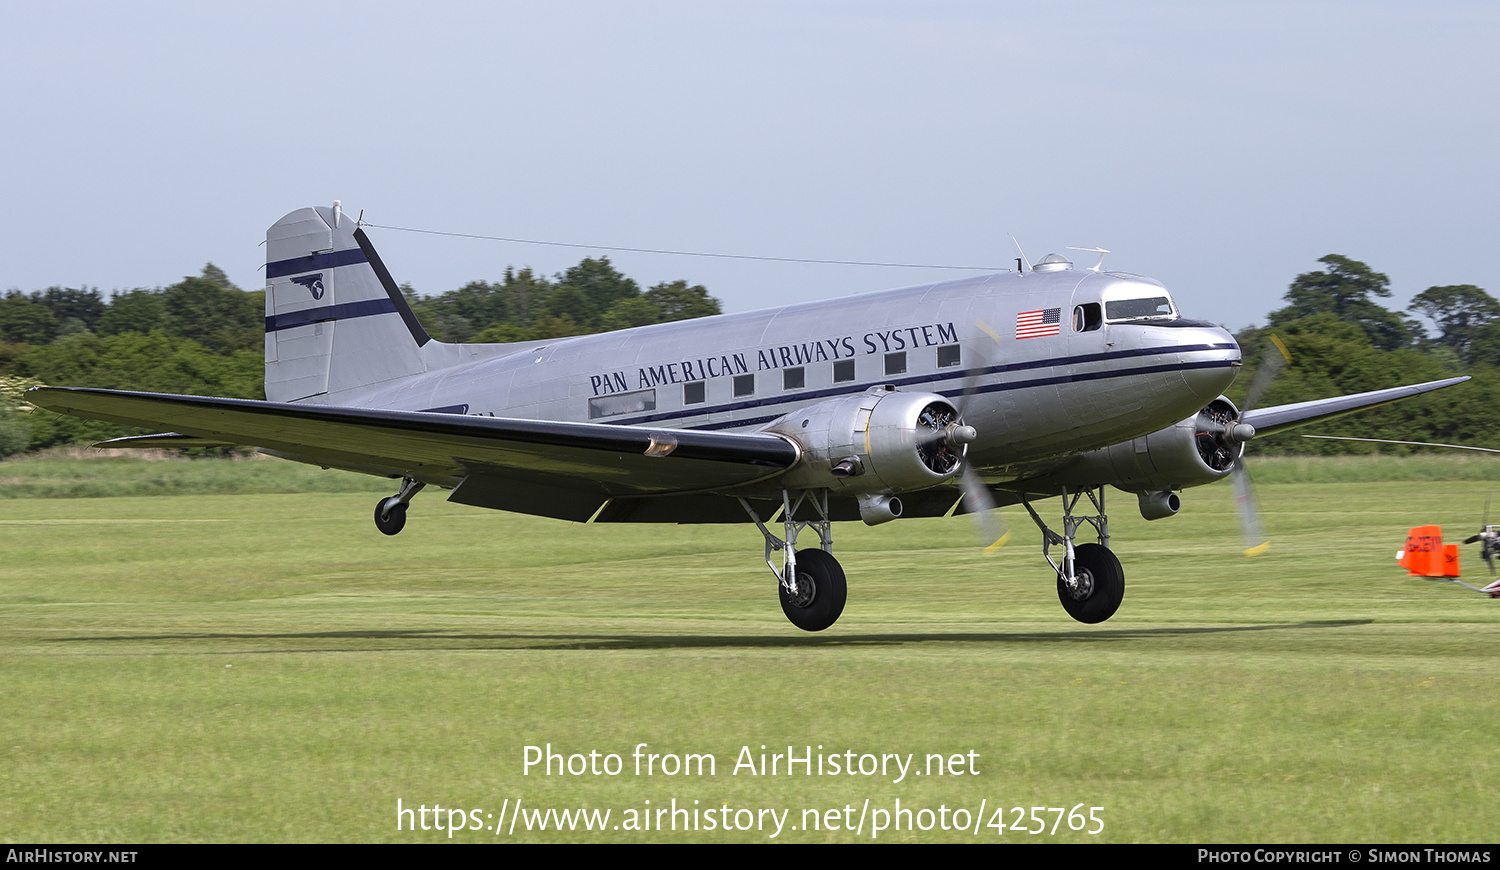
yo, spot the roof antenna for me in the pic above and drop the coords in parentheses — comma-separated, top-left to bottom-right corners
(333, 200, 342, 228)
(1010, 235, 1032, 273)
(1067, 246, 1111, 272)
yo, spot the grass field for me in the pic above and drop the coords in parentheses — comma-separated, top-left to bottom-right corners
(2, 455, 1497, 842)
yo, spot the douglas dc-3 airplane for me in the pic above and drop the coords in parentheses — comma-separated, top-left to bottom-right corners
(30, 204, 1470, 630)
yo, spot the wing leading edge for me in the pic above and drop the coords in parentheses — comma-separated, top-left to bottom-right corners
(1242, 376, 1470, 437)
(28, 386, 799, 520)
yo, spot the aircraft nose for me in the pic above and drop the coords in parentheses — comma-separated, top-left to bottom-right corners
(1177, 323, 1241, 401)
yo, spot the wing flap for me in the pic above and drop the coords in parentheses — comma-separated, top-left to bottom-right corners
(29, 386, 799, 496)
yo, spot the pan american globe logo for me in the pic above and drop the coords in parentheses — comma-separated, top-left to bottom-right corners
(291, 273, 326, 300)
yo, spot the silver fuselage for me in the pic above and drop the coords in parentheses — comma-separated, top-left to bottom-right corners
(323, 267, 1241, 483)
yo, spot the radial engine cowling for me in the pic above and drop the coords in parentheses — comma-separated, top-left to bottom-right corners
(1055, 397, 1244, 494)
(765, 386, 967, 497)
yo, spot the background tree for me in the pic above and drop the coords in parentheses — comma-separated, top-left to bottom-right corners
(1268, 254, 1417, 350)
(541, 283, 598, 331)
(642, 280, 720, 321)
(159, 265, 262, 352)
(97, 289, 168, 336)
(34, 287, 105, 334)
(554, 258, 637, 328)
(0, 294, 59, 344)
(1409, 284, 1500, 360)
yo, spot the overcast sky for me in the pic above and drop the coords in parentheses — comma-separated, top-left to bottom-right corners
(2, 1, 1495, 331)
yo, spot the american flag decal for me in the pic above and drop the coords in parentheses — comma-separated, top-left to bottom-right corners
(1015, 307, 1061, 339)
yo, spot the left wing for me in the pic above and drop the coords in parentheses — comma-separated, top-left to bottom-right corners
(28, 387, 800, 520)
(1242, 376, 1469, 436)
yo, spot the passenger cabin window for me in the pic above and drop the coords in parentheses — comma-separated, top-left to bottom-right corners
(1074, 303, 1102, 332)
(937, 344, 961, 368)
(833, 359, 855, 382)
(884, 351, 907, 376)
(733, 374, 755, 397)
(1104, 296, 1175, 322)
(683, 381, 706, 405)
(589, 389, 656, 419)
(783, 367, 805, 390)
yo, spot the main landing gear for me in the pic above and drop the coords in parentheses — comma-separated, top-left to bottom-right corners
(741, 485, 1125, 631)
(740, 491, 847, 632)
(374, 477, 425, 536)
(1022, 486, 1124, 624)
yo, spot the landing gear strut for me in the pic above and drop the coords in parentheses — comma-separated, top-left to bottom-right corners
(1023, 487, 1124, 624)
(374, 477, 425, 536)
(740, 490, 847, 632)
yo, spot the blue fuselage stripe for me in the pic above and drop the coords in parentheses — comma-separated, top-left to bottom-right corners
(266, 248, 368, 279)
(265, 298, 399, 333)
(598, 344, 1237, 428)
(680, 358, 1236, 431)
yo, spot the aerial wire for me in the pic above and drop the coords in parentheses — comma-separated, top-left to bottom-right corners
(358, 220, 1012, 272)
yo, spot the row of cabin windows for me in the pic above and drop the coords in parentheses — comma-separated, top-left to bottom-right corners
(589, 310, 1142, 418)
(688, 344, 963, 404)
(589, 343, 964, 419)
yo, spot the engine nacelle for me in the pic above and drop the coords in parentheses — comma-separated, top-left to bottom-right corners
(1054, 397, 1244, 494)
(765, 386, 966, 499)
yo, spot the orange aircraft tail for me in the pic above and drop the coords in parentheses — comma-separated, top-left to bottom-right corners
(1400, 525, 1460, 577)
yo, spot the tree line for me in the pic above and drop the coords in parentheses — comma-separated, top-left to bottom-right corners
(0, 257, 719, 453)
(1231, 255, 1500, 453)
(1, 251, 1496, 457)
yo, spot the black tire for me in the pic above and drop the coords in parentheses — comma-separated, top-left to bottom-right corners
(374, 499, 407, 536)
(1056, 542, 1124, 624)
(779, 547, 847, 632)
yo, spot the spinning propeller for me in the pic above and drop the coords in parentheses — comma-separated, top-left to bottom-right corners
(914, 319, 1011, 552)
(1462, 496, 1500, 575)
(1195, 335, 1291, 557)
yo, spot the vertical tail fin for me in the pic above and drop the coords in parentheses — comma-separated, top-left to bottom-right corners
(264, 205, 432, 402)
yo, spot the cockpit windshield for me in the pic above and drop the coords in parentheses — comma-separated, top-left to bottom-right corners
(1104, 295, 1176, 323)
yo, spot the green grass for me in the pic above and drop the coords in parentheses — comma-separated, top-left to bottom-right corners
(1, 456, 1497, 842)
(0, 450, 390, 498)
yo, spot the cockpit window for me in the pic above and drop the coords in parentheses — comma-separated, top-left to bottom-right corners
(1104, 296, 1175, 322)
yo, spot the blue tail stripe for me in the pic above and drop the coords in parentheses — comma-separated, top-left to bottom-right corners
(266, 248, 368, 279)
(265, 298, 398, 333)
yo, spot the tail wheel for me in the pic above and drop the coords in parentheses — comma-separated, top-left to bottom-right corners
(1057, 543, 1124, 624)
(779, 548, 847, 632)
(374, 499, 407, 536)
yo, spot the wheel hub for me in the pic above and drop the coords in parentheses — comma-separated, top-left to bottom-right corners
(1063, 567, 1095, 601)
(785, 569, 817, 608)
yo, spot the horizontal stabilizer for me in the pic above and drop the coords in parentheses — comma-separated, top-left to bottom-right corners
(1243, 376, 1469, 437)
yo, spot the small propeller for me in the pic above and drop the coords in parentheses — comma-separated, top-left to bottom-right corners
(1462, 496, 1497, 574)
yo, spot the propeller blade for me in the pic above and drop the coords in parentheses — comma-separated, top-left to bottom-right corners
(951, 318, 1004, 417)
(959, 464, 1009, 552)
(1222, 334, 1287, 558)
(1243, 334, 1290, 412)
(941, 318, 1009, 552)
(1232, 459, 1268, 557)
